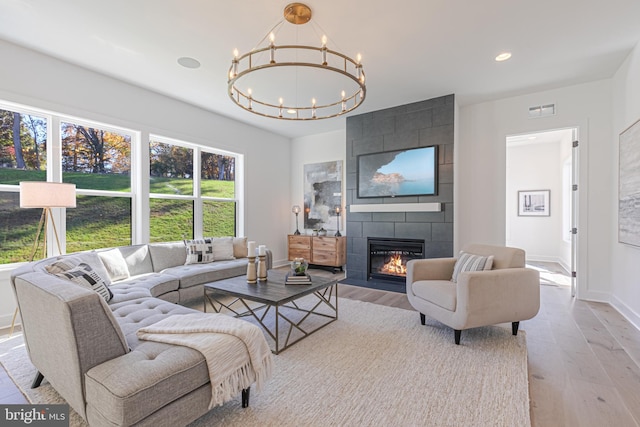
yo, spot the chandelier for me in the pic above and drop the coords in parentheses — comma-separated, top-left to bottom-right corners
(227, 3, 366, 121)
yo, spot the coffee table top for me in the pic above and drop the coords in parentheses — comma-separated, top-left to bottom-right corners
(204, 269, 338, 305)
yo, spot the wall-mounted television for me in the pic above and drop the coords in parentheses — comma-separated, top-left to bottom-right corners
(357, 145, 438, 198)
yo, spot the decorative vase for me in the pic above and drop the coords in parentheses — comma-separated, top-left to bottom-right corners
(290, 257, 309, 276)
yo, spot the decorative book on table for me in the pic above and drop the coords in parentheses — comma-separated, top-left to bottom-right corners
(285, 272, 312, 285)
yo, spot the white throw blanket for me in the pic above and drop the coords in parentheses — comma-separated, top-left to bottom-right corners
(137, 312, 273, 409)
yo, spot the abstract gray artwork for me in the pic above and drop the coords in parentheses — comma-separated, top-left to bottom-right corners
(619, 118, 640, 246)
(303, 161, 342, 231)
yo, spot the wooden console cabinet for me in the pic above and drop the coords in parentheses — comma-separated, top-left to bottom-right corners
(288, 235, 346, 271)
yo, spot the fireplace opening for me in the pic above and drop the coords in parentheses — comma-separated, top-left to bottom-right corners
(367, 238, 425, 283)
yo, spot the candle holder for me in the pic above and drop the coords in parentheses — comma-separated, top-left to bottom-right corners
(334, 206, 342, 237)
(257, 255, 267, 281)
(292, 205, 301, 235)
(246, 256, 257, 284)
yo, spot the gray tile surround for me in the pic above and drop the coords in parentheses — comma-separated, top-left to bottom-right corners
(344, 95, 455, 292)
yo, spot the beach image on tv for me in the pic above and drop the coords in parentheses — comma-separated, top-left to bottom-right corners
(358, 146, 437, 198)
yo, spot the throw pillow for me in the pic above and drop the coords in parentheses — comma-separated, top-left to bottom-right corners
(211, 237, 235, 260)
(53, 262, 113, 302)
(451, 252, 494, 283)
(45, 252, 112, 285)
(233, 237, 248, 258)
(98, 248, 130, 281)
(184, 239, 215, 265)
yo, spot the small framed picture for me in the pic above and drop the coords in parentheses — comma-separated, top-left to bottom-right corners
(518, 190, 550, 216)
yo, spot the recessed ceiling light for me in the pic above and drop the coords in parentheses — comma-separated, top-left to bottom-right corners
(177, 57, 201, 69)
(495, 52, 512, 62)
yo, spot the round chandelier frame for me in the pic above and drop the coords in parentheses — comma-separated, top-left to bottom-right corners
(227, 3, 366, 121)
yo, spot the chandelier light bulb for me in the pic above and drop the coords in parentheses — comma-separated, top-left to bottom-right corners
(233, 49, 239, 59)
(356, 53, 361, 64)
(341, 90, 346, 112)
(312, 98, 317, 118)
(321, 35, 327, 46)
(269, 33, 276, 64)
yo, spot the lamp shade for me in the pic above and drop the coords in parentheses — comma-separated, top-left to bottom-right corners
(20, 182, 76, 208)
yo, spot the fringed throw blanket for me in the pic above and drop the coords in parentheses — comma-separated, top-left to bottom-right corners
(137, 313, 273, 409)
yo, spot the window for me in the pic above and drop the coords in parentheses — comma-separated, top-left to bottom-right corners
(201, 151, 237, 236)
(0, 105, 49, 263)
(0, 99, 244, 266)
(61, 120, 133, 252)
(149, 136, 240, 242)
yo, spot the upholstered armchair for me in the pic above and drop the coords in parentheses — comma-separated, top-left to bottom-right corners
(406, 244, 540, 344)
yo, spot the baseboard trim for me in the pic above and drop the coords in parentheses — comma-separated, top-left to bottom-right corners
(610, 295, 640, 332)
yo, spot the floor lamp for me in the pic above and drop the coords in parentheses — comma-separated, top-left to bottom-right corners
(9, 182, 76, 336)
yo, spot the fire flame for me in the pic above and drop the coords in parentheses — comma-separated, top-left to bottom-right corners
(380, 253, 407, 276)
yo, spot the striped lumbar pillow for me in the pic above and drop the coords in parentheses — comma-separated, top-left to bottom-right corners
(451, 252, 494, 283)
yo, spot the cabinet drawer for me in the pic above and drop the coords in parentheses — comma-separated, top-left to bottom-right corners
(288, 235, 311, 261)
(289, 248, 311, 261)
(312, 236, 337, 252)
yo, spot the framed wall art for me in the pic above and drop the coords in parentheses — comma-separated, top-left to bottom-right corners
(619, 117, 640, 247)
(303, 160, 342, 231)
(518, 190, 550, 216)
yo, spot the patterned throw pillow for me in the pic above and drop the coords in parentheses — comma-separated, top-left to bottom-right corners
(451, 252, 494, 283)
(184, 239, 215, 265)
(53, 262, 113, 302)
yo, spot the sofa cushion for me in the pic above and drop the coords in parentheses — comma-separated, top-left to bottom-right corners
(451, 252, 493, 283)
(163, 258, 248, 289)
(184, 239, 215, 265)
(411, 280, 457, 311)
(98, 248, 130, 281)
(118, 245, 154, 276)
(211, 237, 235, 260)
(85, 340, 219, 426)
(149, 242, 188, 272)
(109, 273, 180, 302)
(109, 297, 197, 348)
(233, 237, 248, 258)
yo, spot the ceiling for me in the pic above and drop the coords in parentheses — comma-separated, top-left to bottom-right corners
(1, 0, 639, 139)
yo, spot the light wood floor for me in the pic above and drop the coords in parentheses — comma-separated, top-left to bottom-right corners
(2, 266, 640, 427)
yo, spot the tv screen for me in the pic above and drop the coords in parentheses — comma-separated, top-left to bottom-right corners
(357, 146, 438, 198)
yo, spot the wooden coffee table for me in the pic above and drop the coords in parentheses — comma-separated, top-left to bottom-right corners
(203, 269, 338, 354)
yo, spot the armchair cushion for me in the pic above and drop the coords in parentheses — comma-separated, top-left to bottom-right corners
(451, 252, 493, 282)
(411, 280, 456, 311)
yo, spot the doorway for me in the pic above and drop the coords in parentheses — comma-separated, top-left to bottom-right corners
(505, 128, 578, 293)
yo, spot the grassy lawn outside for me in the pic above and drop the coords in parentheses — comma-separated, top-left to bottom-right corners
(0, 169, 236, 263)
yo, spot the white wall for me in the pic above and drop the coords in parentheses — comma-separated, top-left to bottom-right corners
(611, 41, 640, 329)
(0, 39, 292, 328)
(506, 141, 567, 266)
(290, 129, 347, 241)
(458, 79, 613, 302)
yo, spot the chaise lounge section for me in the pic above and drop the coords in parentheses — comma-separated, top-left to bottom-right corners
(11, 238, 273, 426)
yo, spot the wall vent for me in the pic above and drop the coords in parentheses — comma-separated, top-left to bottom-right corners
(528, 104, 555, 118)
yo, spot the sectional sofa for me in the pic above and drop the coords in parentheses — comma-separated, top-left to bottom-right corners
(10, 237, 273, 426)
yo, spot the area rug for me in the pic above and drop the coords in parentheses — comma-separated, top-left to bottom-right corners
(0, 298, 531, 426)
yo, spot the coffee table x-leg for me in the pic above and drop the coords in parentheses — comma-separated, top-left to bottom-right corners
(204, 284, 338, 354)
